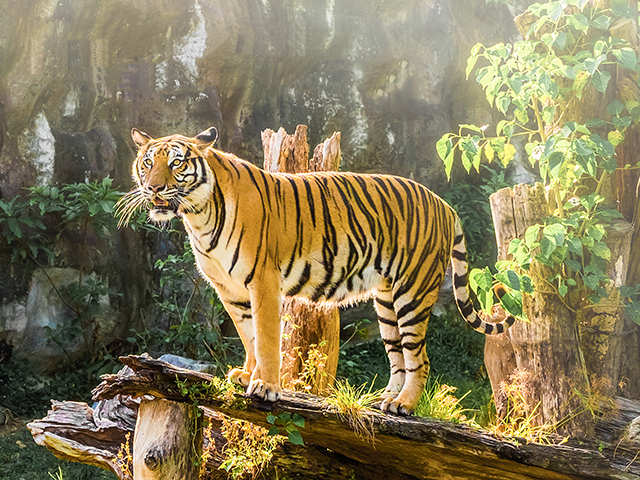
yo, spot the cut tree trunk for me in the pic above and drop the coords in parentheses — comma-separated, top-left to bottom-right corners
(484, 184, 633, 436)
(132, 398, 202, 480)
(261, 125, 342, 393)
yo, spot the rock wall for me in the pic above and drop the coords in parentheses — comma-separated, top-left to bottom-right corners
(0, 0, 516, 369)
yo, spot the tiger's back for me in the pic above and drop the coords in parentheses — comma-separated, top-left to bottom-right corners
(124, 127, 515, 415)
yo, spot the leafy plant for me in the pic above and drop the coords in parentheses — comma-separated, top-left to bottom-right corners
(266, 412, 306, 446)
(219, 418, 284, 479)
(437, 0, 640, 320)
(146, 238, 230, 364)
(0, 196, 51, 264)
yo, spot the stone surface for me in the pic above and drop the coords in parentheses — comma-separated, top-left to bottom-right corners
(157, 353, 218, 373)
(9, 268, 118, 371)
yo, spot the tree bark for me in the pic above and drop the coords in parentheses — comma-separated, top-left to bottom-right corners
(261, 125, 341, 394)
(132, 398, 202, 480)
(484, 185, 633, 435)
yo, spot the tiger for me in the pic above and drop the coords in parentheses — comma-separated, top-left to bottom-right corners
(117, 126, 515, 415)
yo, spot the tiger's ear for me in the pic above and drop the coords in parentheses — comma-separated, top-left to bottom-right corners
(131, 128, 153, 148)
(194, 126, 218, 146)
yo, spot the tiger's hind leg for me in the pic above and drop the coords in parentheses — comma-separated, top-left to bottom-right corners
(374, 285, 405, 399)
(381, 294, 435, 416)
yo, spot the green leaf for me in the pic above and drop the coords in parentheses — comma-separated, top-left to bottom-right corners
(267, 413, 276, 424)
(436, 135, 452, 161)
(502, 143, 516, 167)
(525, 225, 540, 248)
(613, 47, 637, 71)
(268, 426, 280, 436)
(590, 241, 611, 260)
(558, 280, 568, 297)
(591, 14, 612, 31)
(287, 430, 304, 446)
(543, 223, 566, 246)
(607, 100, 624, 116)
(593, 40, 607, 57)
(469, 267, 493, 293)
(608, 130, 624, 147)
(500, 291, 523, 317)
(506, 270, 520, 291)
(292, 413, 305, 428)
(567, 13, 589, 33)
(7, 218, 22, 239)
(592, 70, 611, 93)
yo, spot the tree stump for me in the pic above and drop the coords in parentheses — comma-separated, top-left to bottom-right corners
(484, 184, 633, 436)
(261, 125, 342, 394)
(132, 399, 202, 480)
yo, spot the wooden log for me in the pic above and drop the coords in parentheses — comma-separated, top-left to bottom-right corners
(84, 355, 640, 480)
(28, 396, 411, 479)
(261, 125, 341, 393)
(132, 398, 202, 480)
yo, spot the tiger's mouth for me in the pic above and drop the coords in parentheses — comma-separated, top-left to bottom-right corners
(149, 195, 179, 221)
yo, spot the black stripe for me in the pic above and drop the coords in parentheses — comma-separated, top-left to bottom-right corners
(459, 300, 474, 317)
(453, 272, 468, 288)
(452, 250, 466, 261)
(484, 323, 494, 334)
(302, 178, 316, 228)
(228, 227, 244, 274)
(453, 234, 464, 245)
(375, 298, 394, 311)
(467, 315, 482, 329)
(287, 262, 311, 297)
(406, 362, 427, 372)
(230, 300, 251, 309)
(377, 317, 397, 326)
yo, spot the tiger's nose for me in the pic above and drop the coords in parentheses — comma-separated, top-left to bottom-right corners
(148, 184, 165, 193)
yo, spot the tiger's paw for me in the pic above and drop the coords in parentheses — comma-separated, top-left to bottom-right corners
(227, 367, 251, 387)
(380, 397, 414, 416)
(380, 388, 400, 400)
(247, 379, 281, 402)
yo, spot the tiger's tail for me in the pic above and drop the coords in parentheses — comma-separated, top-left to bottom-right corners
(450, 215, 516, 335)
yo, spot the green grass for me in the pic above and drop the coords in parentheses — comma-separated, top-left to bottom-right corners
(0, 359, 119, 480)
(0, 427, 115, 480)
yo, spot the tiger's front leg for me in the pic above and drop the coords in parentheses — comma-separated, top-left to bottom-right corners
(246, 272, 282, 402)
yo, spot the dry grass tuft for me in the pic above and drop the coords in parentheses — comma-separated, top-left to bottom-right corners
(324, 378, 383, 444)
(415, 379, 478, 427)
(487, 369, 561, 445)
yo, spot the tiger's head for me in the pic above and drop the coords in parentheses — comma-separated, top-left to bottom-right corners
(117, 127, 218, 226)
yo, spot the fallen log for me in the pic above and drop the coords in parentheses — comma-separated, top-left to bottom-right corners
(60, 355, 638, 480)
(28, 395, 405, 479)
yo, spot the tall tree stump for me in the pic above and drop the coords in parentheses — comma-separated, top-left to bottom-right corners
(132, 399, 202, 480)
(261, 125, 341, 393)
(484, 184, 633, 436)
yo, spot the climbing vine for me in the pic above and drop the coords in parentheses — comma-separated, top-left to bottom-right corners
(437, 0, 640, 320)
